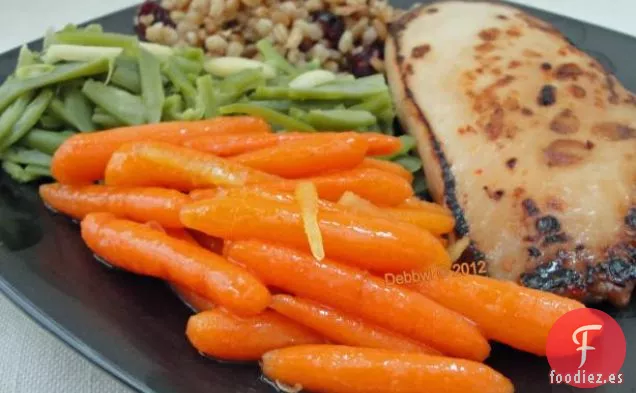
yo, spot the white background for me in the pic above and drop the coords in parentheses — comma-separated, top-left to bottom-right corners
(0, 1, 634, 392)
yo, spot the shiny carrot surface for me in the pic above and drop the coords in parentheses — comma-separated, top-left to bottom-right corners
(40, 183, 189, 228)
(270, 295, 439, 354)
(186, 309, 323, 361)
(412, 273, 585, 356)
(358, 158, 413, 182)
(398, 197, 453, 216)
(267, 167, 414, 206)
(262, 345, 513, 393)
(231, 136, 368, 178)
(81, 213, 271, 316)
(184, 132, 400, 157)
(182, 194, 450, 272)
(104, 141, 281, 191)
(51, 117, 270, 184)
(225, 241, 489, 360)
(172, 284, 216, 312)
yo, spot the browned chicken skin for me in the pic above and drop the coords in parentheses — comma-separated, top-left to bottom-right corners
(386, 1, 636, 306)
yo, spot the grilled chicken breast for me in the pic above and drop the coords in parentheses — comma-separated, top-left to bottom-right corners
(386, 1, 636, 306)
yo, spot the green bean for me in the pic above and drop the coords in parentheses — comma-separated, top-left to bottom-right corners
(43, 44, 122, 64)
(162, 59, 197, 107)
(24, 164, 52, 177)
(256, 39, 297, 75)
(413, 173, 427, 195)
(378, 135, 417, 160)
(0, 89, 54, 152)
(0, 93, 34, 145)
(111, 63, 142, 94)
(16, 45, 38, 69)
(82, 80, 145, 126)
(174, 56, 203, 75)
(393, 155, 422, 173)
(196, 75, 218, 118)
(53, 31, 137, 49)
(250, 86, 290, 100)
(64, 88, 95, 131)
(2, 147, 52, 167)
(305, 109, 376, 130)
(246, 100, 292, 112)
(219, 69, 265, 103)
(162, 95, 184, 121)
(0, 58, 110, 112)
(15, 64, 56, 80)
(92, 112, 123, 129)
(20, 129, 75, 155)
(138, 48, 164, 123)
(349, 93, 392, 115)
(219, 103, 314, 131)
(251, 80, 387, 101)
(84, 24, 104, 33)
(38, 113, 65, 129)
(2, 161, 39, 183)
(175, 47, 205, 61)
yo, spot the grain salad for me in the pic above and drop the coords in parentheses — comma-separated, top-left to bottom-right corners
(134, 0, 404, 76)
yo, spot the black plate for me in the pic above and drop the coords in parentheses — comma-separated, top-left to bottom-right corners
(0, 2, 634, 393)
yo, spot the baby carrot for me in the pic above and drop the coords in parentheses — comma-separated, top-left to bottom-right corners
(186, 308, 323, 361)
(172, 284, 216, 312)
(230, 136, 368, 178)
(267, 167, 414, 206)
(51, 117, 270, 184)
(40, 183, 189, 228)
(81, 213, 271, 316)
(262, 345, 513, 393)
(398, 197, 453, 216)
(338, 191, 454, 235)
(270, 295, 439, 354)
(225, 241, 490, 360)
(184, 132, 400, 157)
(358, 158, 413, 182)
(412, 273, 585, 356)
(104, 141, 281, 191)
(188, 230, 225, 254)
(182, 194, 450, 272)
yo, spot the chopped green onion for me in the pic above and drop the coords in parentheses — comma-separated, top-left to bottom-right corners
(219, 103, 314, 131)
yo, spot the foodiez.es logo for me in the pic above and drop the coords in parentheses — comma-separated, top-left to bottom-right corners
(546, 308, 626, 388)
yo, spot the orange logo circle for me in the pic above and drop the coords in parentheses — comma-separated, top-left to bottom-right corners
(546, 308, 626, 388)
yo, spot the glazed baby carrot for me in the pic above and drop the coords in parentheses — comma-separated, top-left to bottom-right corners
(262, 345, 513, 393)
(81, 213, 271, 316)
(105, 141, 282, 190)
(40, 183, 189, 228)
(338, 192, 455, 235)
(412, 273, 585, 356)
(186, 308, 323, 361)
(182, 194, 450, 272)
(230, 136, 368, 178)
(266, 167, 414, 206)
(188, 230, 225, 254)
(171, 284, 216, 311)
(270, 295, 439, 354)
(184, 132, 401, 157)
(358, 158, 413, 182)
(225, 241, 489, 360)
(51, 116, 270, 184)
(398, 196, 453, 216)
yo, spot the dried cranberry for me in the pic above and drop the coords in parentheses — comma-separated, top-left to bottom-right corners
(135, 1, 174, 39)
(299, 38, 314, 52)
(349, 41, 384, 77)
(312, 11, 345, 45)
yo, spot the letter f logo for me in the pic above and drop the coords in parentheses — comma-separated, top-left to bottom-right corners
(572, 324, 602, 368)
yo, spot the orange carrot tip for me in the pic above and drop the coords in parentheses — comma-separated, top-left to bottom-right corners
(81, 213, 271, 316)
(261, 345, 514, 393)
(186, 308, 323, 361)
(39, 183, 190, 228)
